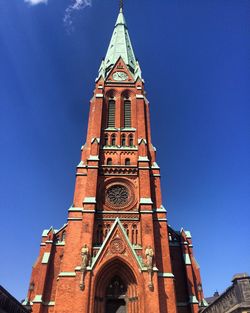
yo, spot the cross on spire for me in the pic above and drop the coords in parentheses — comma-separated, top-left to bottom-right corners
(119, 0, 123, 10)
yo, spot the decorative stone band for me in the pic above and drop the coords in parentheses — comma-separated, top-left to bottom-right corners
(158, 272, 175, 278)
(102, 146, 138, 151)
(105, 127, 136, 132)
(136, 95, 144, 99)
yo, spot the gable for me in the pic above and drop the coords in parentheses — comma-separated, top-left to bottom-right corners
(106, 57, 135, 83)
(91, 218, 143, 270)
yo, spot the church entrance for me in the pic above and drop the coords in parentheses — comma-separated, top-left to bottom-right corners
(94, 259, 138, 313)
(105, 276, 127, 313)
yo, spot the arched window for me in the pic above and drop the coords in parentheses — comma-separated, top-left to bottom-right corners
(111, 134, 116, 146)
(108, 99, 116, 128)
(125, 158, 130, 166)
(124, 99, 131, 128)
(129, 134, 133, 147)
(104, 134, 109, 146)
(121, 134, 126, 146)
(107, 158, 112, 165)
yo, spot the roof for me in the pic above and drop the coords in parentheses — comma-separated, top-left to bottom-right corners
(0, 285, 30, 313)
(98, 8, 142, 80)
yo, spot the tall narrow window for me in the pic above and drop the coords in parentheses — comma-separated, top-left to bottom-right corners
(121, 134, 126, 146)
(129, 134, 133, 147)
(108, 99, 116, 128)
(124, 99, 131, 128)
(111, 134, 116, 146)
(104, 134, 109, 146)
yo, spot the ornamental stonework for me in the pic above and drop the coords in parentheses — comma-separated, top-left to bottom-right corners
(106, 185, 129, 207)
(110, 238, 126, 254)
(102, 179, 136, 211)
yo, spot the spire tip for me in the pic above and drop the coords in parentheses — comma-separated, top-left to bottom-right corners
(119, 0, 123, 11)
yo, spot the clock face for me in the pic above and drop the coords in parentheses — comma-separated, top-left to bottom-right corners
(112, 71, 128, 81)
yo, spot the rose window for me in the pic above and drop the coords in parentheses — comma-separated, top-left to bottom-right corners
(106, 185, 129, 207)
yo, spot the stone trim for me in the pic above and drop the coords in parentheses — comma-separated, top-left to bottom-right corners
(136, 95, 144, 99)
(155, 206, 167, 213)
(189, 295, 199, 304)
(58, 272, 76, 277)
(68, 207, 83, 212)
(102, 146, 138, 151)
(138, 156, 149, 162)
(153, 218, 168, 222)
(151, 162, 160, 169)
(95, 94, 104, 98)
(88, 155, 99, 161)
(33, 295, 43, 303)
(158, 272, 175, 278)
(183, 254, 192, 265)
(41, 252, 50, 264)
(140, 198, 153, 204)
(91, 218, 144, 270)
(91, 138, 100, 144)
(83, 197, 96, 204)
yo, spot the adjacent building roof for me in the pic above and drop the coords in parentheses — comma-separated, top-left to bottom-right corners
(0, 285, 29, 313)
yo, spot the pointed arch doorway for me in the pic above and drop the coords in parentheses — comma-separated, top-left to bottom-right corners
(94, 259, 139, 313)
(105, 276, 126, 313)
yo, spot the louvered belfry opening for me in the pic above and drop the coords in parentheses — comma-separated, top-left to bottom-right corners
(108, 99, 116, 128)
(124, 99, 131, 128)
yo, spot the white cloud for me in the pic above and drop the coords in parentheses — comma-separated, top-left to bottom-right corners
(25, 0, 48, 5)
(64, 0, 92, 32)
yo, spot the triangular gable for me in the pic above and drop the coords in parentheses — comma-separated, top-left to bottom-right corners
(91, 218, 143, 270)
(106, 57, 135, 83)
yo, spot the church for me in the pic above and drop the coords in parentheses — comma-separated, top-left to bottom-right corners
(24, 4, 207, 313)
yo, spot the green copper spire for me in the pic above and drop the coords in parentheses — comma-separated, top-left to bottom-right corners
(97, 4, 142, 80)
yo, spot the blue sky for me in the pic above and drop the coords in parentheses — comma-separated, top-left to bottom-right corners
(0, 0, 249, 301)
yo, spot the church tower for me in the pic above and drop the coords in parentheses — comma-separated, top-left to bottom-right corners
(24, 5, 207, 313)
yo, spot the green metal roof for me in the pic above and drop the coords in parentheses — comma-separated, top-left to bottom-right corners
(98, 8, 142, 80)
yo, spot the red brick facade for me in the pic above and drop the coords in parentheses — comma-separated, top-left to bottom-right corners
(25, 9, 207, 313)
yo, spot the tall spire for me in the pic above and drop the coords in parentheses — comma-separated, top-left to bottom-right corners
(97, 3, 142, 80)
